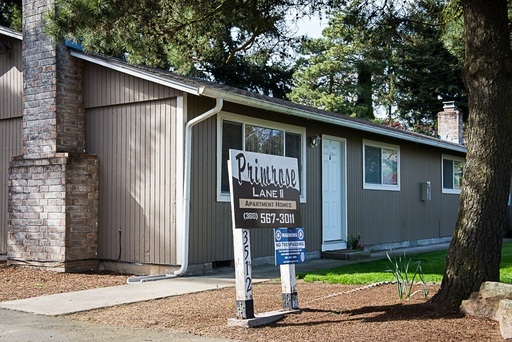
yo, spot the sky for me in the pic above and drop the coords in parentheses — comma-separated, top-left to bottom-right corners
(287, 12, 328, 39)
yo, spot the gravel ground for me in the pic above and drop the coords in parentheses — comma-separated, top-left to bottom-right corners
(0, 265, 503, 341)
(0, 266, 128, 301)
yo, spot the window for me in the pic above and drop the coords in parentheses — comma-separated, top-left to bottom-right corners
(217, 113, 306, 202)
(363, 140, 400, 191)
(442, 155, 464, 194)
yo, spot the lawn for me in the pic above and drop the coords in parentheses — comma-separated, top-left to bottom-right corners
(298, 241, 512, 285)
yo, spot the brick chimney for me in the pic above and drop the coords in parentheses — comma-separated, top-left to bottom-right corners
(437, 101, 464, 145)
(7, 0, 99, 272)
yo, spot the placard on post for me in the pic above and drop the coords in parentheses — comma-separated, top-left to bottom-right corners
(274, 227, 306, 266)
(228, 149, 303, 322)
(274, 227, 304, 309)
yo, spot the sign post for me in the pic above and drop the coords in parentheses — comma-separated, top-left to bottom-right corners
(228, 149, 303, 321)
(228, 160, 254, 319)
(280, 264, 298, 309)
(274, 227, 305, 309)
(232, 228, 254, 319)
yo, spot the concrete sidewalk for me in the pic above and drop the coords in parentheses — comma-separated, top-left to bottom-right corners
(0, 276, 238, 316)
(0, 242, 450, 316)
(0, 308, 233, 342)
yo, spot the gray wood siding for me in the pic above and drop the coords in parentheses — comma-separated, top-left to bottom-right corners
(188, 99, 327, 264)
(303, 137, 323, 251)
(86, 98, 177, 264)
(187, 96, 461, 264)
(0, 118, 22, 253)
(0, 37, 22, 120)
(189, 98, 233, 263)
(83, 63, 181, 109)
(344, 134, 461, 247)
(440, 194, 461, 236)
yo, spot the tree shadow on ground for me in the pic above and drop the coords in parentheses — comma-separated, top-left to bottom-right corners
(269, 302, 463, 329)
(342, 302, 463, 322)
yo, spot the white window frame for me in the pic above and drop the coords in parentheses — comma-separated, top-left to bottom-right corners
(216, 112, 307, 203)
(362, 139, 401, 191)
(442, 154, 465, 194)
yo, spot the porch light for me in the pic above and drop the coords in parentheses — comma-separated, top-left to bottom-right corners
(310, 134, 321, 148)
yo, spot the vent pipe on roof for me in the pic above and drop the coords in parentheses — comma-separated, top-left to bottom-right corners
(173, 97, 224, 277)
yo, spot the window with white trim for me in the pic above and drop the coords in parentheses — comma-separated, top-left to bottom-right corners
(442, 155, 464, 194)
(363, 140, 400, 191)
(217, 113, 306, 202)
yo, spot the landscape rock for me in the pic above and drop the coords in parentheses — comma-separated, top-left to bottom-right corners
(460, 281, 512, 340)
(460, 294, 501, 320)
(498, 299, 512, 339)
(479, 282, 512, 300)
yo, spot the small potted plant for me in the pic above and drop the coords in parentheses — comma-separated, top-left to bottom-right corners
(347, 233, 364, 250)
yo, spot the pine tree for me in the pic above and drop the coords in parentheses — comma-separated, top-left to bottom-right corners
(0, 0, 22, 30)
(289, 0, 466, 131)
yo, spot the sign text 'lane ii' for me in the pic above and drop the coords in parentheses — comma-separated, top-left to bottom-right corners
(229, 149, 302, 229)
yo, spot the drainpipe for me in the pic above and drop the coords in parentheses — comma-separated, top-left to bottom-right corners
(173, 97, 224, 276)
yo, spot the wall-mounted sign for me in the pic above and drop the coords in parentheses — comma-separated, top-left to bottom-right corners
(229, 149, 302, 229)
(274, 227, 306, 265)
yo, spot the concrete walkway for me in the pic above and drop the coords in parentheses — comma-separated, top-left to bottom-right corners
(0, 276, 237, 315)
(0, 242, 450, 316)
(0, 308, 234, 342)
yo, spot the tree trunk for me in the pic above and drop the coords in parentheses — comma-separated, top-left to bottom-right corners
(431, 0, 512, 304)
(356, 62, 374, 119)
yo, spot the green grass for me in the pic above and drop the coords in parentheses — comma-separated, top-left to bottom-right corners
(298, 241, 512, 285)
(500, 241, 512, 283)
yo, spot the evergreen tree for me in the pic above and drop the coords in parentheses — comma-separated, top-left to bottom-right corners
(393, 0, 466, 133)
(0, 0, 22, 31)
(288, 1, 397, 120)
(45, 0, 326, 98)
(289, 0, 466, 132)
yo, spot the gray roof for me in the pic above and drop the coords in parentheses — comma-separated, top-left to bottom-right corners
(69, 49, 466, 154)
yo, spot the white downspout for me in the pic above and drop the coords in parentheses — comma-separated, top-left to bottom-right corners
(174, 98, 224, 276)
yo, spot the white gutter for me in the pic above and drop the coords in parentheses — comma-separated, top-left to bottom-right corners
(0, 26, 22, 40)
(173, 97, 224, 276)
(199, 88, 467, 154)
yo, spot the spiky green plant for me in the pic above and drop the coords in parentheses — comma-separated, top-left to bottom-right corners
(386, 251, 428, 300)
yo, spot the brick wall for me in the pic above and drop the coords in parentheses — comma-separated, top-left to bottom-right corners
(7, 0, 98, 272)
(437, 101, 464, 145)
(8, 154, 98, 271)
(22, 0, 85, 158)
(65, 154, 98, 266)
(56, 45, 86, 153)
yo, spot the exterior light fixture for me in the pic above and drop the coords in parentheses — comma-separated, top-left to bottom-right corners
(310, 134, 321, 148)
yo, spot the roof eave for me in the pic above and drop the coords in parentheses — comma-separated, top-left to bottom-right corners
(0, 26, 22, 40)
(70, 50, 466, 154)
(199, 87, 467, 153)
(70, 50, 201, 95)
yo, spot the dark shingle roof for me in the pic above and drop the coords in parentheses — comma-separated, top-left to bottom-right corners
(70, 49, 466, 153)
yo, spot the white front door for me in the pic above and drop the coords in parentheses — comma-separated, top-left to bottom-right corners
(322, 136, 347, 251)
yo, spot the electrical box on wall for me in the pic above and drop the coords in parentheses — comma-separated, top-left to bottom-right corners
(421, 181, 432, 201)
